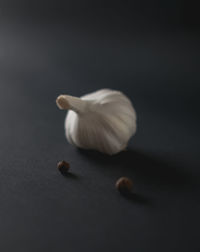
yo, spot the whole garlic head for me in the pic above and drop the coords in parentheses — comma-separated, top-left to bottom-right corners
(56, 89, 137, 155)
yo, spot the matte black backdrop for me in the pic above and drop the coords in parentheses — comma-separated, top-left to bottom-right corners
(0, 3, 200, 252)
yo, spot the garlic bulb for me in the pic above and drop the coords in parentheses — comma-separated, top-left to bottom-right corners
(56, 89, 137, 155)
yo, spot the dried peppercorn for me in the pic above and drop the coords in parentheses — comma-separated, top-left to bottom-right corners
(57, 160, 70, 175)
(115, 177, 133, 194)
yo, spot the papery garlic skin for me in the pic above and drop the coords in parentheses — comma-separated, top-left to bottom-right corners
(56, 89, 137, 155)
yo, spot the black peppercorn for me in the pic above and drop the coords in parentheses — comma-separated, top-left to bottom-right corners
(115, 177, 133, 194)
(57, 160, 70, 175)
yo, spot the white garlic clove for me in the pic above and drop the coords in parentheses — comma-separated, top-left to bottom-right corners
(56, 89, 137, 155)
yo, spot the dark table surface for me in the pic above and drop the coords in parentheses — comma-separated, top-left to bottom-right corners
(0, 6, 200, 252)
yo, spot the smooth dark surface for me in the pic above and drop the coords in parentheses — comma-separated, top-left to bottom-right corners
(0, 5, 200, 252)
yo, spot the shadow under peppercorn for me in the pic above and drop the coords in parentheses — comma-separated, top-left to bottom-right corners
(77, 147, 195, 191)
(59, 170, 79, 179)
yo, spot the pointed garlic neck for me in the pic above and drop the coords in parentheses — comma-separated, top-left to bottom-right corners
(56, 95, 87, 114)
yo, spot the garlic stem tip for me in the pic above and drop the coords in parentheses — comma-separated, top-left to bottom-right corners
(56, 95, 70, 110)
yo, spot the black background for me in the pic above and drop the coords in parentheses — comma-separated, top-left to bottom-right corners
(0, 2, 200, 252)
